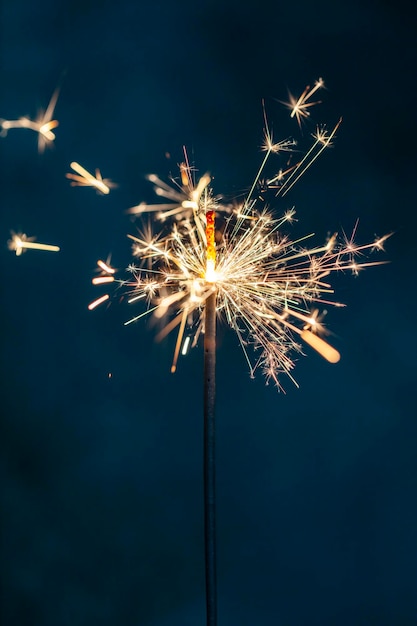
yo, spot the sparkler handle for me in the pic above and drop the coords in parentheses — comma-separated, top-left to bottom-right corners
(204, 291, 217, 626)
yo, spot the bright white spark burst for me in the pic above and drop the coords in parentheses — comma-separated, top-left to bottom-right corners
(91, 79, 389, 389)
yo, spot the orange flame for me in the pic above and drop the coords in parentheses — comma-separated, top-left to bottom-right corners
(205, 210, 216, 282)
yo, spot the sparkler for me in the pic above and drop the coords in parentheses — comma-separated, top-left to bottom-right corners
(8, 232, 60, 256)
(0, 88, 59, 153)
(204, 208, 217, 625)
(118, 179, 387, 388)
(89, 78, 389, 625)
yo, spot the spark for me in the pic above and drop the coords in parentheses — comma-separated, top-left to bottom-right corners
(97, 259, 116, 274)
(268, 118, 342, 197)
(88, 259, 118, 308)
(182, 336, 191, 356)
(373, 232, 393, 252)
(0, 88, 60, 152)
(92, 276, 115, 285)
(8, 232, 60, 256)
(88, 294, 110, 310)
(280, 77, 325, 128)
(66, 162, 116, 195)
(127, 147, 215, 222)
(262, 101, 297, 154)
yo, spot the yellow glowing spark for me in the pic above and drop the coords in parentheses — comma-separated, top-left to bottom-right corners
(126, 156, 212, 222)
(97, 259, 116, 274)
(262, 102, 297, 155)
(373, 233, 393, 252)
(300, 330, 340, 363)
(88, 294, 110, 310)
(268, 118, 342, 197)
(182, 336, 191, 356)
(92, 276, 115, 285)
(89, 259, 118, 307)
(281, 78, 324, 128)
(66, 162, 116, 195)
(0, 88, 60, 152)
(8, 232, 60, 256)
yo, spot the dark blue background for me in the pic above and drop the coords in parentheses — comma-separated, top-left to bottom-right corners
(1, 1, 416, 624)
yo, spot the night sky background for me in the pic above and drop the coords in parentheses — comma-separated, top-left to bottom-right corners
(1, 1, 417, 624)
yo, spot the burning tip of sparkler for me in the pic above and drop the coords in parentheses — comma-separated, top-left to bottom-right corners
(204, 260, 217, 283)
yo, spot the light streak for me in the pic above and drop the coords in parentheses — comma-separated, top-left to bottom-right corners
(88, 259, 117, 308)
(0, 88, 60, 152)
(280, 77, 324, 128)
(92, 276, 115, 285)
(8, 232, 60, 256)
(66, 162, 116, 195)
(182, 336, 191, 356)
(88, 294, 110, 310)
(97, 259, 116, 274)
(300, 330, 340, 363)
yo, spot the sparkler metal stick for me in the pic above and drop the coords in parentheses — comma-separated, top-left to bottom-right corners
(204, 289, 217, 626)
(204, 209, 217, 626)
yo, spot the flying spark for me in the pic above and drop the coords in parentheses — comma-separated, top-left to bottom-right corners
(0, 88, 60, 153)
(88, 260, 117, 309)
(66, 162, 116, 194)
(280, 77, 325, 128)
(8, 232, 60, 256)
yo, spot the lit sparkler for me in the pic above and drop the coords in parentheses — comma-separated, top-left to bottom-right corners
(122, 194, 387, 388)
(8, 232, 60, 256)
(89, 79, 389, 626)
(91, 79, 388, 390)
(0, 89, 60, 153)
(66, 161, 116, 194)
